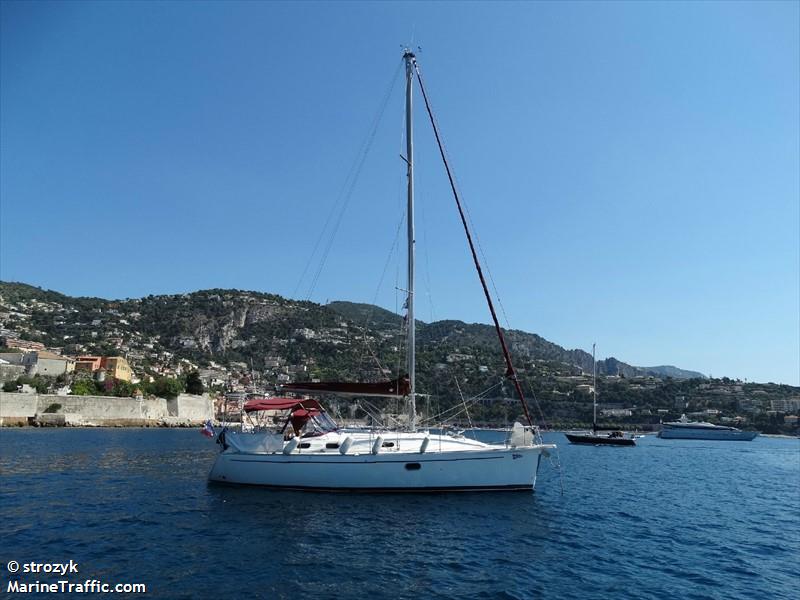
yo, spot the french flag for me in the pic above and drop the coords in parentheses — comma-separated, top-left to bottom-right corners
(201, 420, 215, 438)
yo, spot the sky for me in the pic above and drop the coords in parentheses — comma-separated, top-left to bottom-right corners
(1, 1, 798, 385)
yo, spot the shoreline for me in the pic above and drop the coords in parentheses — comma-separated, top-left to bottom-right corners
(0, 419, 207, 428)
(2, 423, 795, 438)
(0, 390, 213, 428)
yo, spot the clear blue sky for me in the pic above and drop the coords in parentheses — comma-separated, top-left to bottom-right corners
(1, 1, 798, 385)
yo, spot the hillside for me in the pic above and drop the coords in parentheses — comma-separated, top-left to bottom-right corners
(2, 281, 796, 433)
(0, 282, 701, 383)
(0, 283, 368, 381)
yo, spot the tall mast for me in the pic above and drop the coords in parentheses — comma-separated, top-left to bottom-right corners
(404, 49, 417, 432)
(592, 343, 597, 432)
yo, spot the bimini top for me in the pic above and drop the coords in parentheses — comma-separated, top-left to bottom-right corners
(243, 397, 322, 414)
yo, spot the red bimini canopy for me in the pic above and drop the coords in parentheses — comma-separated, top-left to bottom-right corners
(243, 397, 322, 414)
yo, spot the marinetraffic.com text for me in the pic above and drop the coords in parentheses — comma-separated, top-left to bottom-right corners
(5, 560, 146, 594)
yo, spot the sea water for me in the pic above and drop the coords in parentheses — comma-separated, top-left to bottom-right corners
(0, 429, 797, 599)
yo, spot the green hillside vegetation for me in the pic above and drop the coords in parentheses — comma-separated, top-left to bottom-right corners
(0, 282, 797, 434)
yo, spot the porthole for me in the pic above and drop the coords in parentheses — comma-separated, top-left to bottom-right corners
(405, 463, 421, 471)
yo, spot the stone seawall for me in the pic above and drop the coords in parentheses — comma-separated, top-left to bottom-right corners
(0, 392, 213, 427)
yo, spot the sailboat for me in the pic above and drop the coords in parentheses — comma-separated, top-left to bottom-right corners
(565, 344, 636, 446)
(208, 50, 556, 492)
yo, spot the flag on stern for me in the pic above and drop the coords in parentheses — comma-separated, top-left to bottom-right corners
(201, 419, 215, 438)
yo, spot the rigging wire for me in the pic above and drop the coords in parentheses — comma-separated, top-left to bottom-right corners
(360, 399, 404, 429)
(292, 59, 404, 301)
(357, 212, 406, 374)
(359, 87, 410, 331)
(453, 376, 474, 429)
(469, 213, 514, 332)
(521, 375, 552, 431)
(394, 266, 405, 408)
(411, 57, 534, 427)
(434, 143, 516, 334)
(409, 57, 552, 436)
(419, 380, 503, 426)
(348, 70, 410, 383)
(418, 174, 438, 324)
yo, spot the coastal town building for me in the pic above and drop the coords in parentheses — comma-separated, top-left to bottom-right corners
(601, 408, 633, 417)
(103, 357, 133, 381)
(0, 350, 75, 376)
(0, 336, 45, 351)
(75, 356, 104, 372)
(199, 369, 227, 388)
(447, 353, 474, 363)
(264, 357, 283, 368)
(24, 351, 75, 376)
(0, 352, 25, 366)
(0, 359, 26, 383)
(75, 355, 134, 382)
(293, 328, 316, 339)
(771, 397, 800, 413)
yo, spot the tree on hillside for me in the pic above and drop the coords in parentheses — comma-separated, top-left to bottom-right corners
(71, 379, 99, 396)
(186, 370, 204, 395)
(149, 377, 184, 400)
(111, 379, 135, 397)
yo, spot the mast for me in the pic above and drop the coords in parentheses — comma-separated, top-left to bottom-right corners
(592, 343, 597, 432)
(404, 49, 417, 432)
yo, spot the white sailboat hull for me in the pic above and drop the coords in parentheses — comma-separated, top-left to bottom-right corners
(209, 444, 551, 492)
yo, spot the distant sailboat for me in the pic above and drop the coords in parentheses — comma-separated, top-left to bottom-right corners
(565, 344, 636, 446)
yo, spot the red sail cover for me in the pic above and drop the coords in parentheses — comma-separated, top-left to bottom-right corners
(243, 398, 322, 413)
(280, 375, 410, 398)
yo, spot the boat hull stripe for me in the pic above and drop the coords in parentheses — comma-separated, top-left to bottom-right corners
(209, 481, 533, 493)
(227, 455, 506, 465)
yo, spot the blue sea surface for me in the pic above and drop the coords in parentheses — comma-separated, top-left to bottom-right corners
(1, 429, 798, 599)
